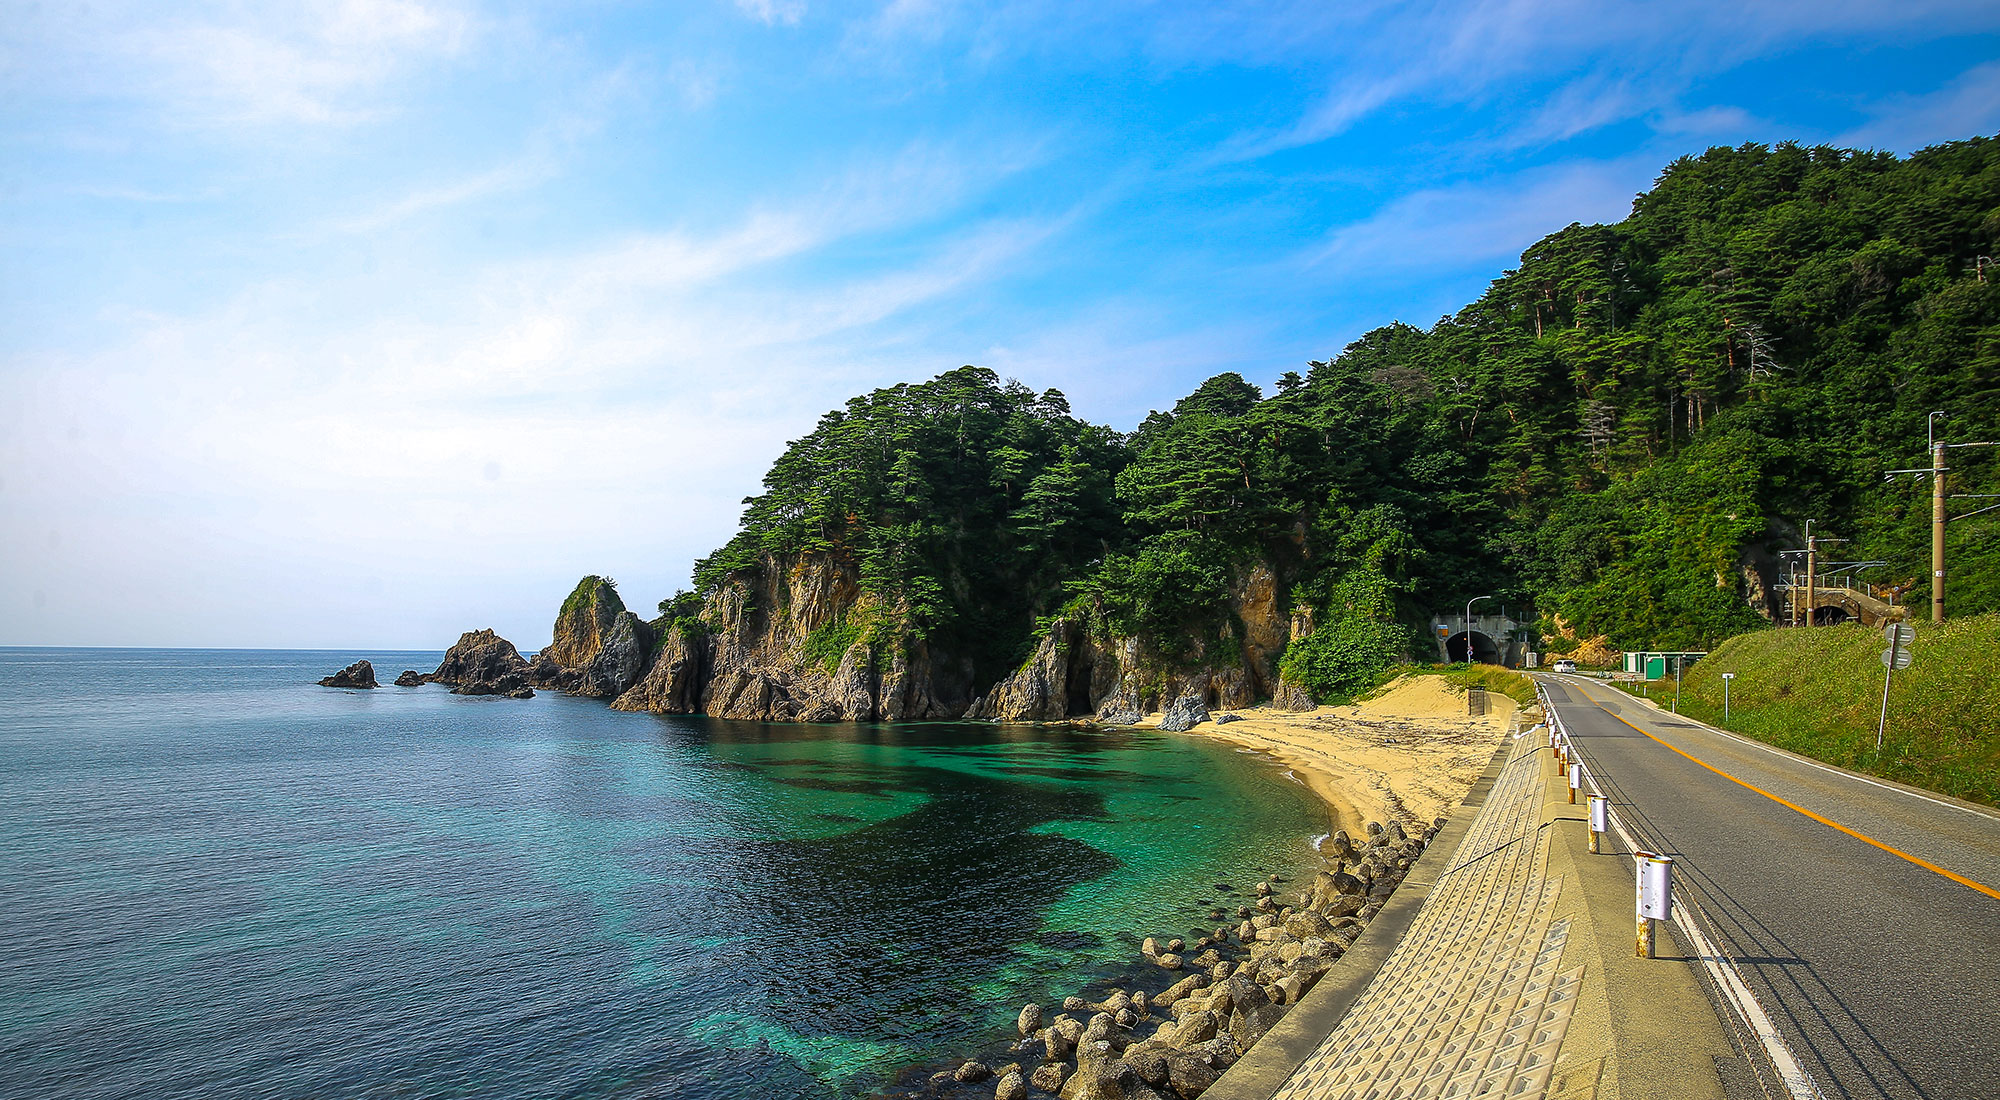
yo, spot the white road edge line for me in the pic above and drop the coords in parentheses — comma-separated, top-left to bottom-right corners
(1540, 686, 1825, 1100)
(1549, 674, 1998, 823)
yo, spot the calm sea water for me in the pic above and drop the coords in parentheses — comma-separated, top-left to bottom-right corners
(0, 648, 1329, 1100)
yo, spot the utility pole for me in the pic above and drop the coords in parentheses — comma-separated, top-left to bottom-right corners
(1933, 440, 1947, 623)
(1884, 412, 1994, 625)
(1804, 520, 1817, 628)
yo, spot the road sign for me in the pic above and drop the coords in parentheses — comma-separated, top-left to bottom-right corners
(1884, 623, 1916, 647)
(1880, 647, 1914, 670)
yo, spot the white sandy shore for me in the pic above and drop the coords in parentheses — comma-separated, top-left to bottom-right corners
(1139, 675, 1526, 841)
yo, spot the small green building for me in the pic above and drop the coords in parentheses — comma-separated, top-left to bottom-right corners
(1621, 651, 1707, 680)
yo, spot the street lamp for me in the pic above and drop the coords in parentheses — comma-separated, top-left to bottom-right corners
(1464, 595, 1492, 665)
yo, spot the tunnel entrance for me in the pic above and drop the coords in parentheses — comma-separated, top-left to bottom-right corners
(1446, 630, 1503, 664)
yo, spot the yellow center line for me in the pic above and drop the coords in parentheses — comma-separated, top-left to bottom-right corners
(1584, 698, 2000, 902)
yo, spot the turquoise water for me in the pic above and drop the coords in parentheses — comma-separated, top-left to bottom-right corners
(0, 649, 1329, 1099)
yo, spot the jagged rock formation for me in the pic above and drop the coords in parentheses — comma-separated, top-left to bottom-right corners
(970, 563, 1315, 724)
(571, 610, 649, 697)
(541, 575, 626, 669)
(393, 669, 425, 687)
(606, 552, 976, 722)
(317, 659, 377, 689)
(424, 629, 534, 698)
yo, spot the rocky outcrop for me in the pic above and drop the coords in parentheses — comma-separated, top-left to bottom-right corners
(528, 576, 635, 693)
(425, 629, 534, 698)
(969, 562, 1309, 723)
(1157, 693, 1210, 733)
(609, 552, 976, 722)
(541, 575, 626, 670)
(317, 660, 377, 688)
(393, 670, 425, 687)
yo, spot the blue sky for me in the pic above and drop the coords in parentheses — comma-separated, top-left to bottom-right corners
(4, 0, 1998, 649)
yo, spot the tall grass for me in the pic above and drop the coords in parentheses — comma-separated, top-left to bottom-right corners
(1626, 614, 2000, 807)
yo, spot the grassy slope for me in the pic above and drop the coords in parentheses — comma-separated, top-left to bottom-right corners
(1621, 614, 2000, 807)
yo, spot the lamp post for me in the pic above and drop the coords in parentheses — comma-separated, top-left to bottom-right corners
(1464, 595, 1492, 665)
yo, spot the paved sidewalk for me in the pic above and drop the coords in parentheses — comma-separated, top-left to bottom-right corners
(1210, 717, 1742, 1100)
(1272, 730, 1580, 1100)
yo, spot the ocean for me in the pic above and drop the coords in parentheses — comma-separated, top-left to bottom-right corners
(0, 648, 1329, 1100)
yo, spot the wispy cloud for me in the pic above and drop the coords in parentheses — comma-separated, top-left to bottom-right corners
(1225, 0, 2000, 158)
(1839, 61, 2000, 151)
(1311, 157, 1654, 274)
(6, 0, 475, 129)
(735, 0, 807, 28)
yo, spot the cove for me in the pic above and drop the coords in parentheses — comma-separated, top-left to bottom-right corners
(0, 649, 1330, 1100)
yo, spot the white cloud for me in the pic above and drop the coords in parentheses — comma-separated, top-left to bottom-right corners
(3, 0, 475, 129)
(735, 0, 807, 28)
(1312, 157, 1654, 274)
(1226, 0, 2000, 157)
(1839, 61, 2000, 152)
(0, 142, 1066, 646)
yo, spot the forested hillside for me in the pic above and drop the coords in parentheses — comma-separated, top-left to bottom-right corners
(677, 137, 2000, 707)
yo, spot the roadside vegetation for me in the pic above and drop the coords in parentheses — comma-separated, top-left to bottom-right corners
(1621, 615, 2000, 807)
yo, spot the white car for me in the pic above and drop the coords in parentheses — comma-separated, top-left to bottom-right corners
(1552, 659, 1578, 674)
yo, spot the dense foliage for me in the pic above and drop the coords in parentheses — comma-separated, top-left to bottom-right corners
(694, 366, 1126, 680)
(689, 138, 2000, 693)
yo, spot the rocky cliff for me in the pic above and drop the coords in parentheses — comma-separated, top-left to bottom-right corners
(968, 562, 1318, 723)
(576, 552, 1316, 725)
(606, 552, 975, 722)
(526, 577, 655, 698)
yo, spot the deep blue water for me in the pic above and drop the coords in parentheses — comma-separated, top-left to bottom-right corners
(0, 649, 1329, 1100)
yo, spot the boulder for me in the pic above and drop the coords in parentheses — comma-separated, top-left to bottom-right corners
(1060, 1041, 1134, 1100)
(1123, 1044, 1171, 1087)
(393, 669, 425, 687)
(1212, 713, 1242, 724)
(995, 1069, 1028, 1100)
(1165, 1050, 1220, 1098)
(1018, 1003, 1044, 1037)
(317, 659, 377, 689)
(1229, 1002, 1286, 1049)
(1157, 693, 1211, 733)
(955, 1061, 992, 1084)
(1031, 1063, 1069, 1093)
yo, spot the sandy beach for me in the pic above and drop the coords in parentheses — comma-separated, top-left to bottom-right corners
(1142, 675, 1525, 840)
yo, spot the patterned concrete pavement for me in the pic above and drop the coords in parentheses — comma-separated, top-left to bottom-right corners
(1270, 731, 1582, 1100)
(1208, 708, 1741, 1100)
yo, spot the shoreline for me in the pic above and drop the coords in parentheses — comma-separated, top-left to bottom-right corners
(1139, 675, 1519, 846)
(894, 676, 1524, 1099)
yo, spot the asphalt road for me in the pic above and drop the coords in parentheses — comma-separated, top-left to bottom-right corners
(1536, 674, 2000, 1100)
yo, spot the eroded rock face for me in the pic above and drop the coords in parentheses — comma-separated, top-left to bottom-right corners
(577, 610, 652, 698)
(317, 660, 377, 689)
(393, 670, 424, 687)
(542, 575, 626, 671)
(427, 629, 532, 697)
(611, 623, 705, 713)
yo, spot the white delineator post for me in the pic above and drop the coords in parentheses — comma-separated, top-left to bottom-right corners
(1588, 794, 1608, 855)
(1567, 761, 1581, 805)
(1636, 852, 1674, 958)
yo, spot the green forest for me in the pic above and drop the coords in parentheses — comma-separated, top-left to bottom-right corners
(689, 138, 2000, 700)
